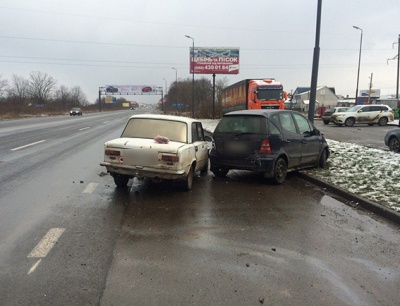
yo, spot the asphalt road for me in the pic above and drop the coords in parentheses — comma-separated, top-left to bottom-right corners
(0, 110, 399, 305)
(313, 118, 396, 150)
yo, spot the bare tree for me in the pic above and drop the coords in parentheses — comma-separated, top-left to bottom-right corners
(0, 74, 9, 99)
(28, 71, 57, 104)
(70, 86, 88, 107)
(215, 77, 230, 105)
(55, 85, 71, 110)
(8, 74, 30, 103)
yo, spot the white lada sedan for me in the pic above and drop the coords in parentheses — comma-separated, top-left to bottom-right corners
(100, 114, 209, 190)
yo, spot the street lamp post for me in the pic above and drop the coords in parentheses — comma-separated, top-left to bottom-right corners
(394, 35, 400, 103)
(185, 35, 195, 118)
(172, 67, 177, 85)
(98, 87, 104, 112)
(163, 78, 167, 94)
(172, 67, 178, 109)
(353, 26, 363, 105)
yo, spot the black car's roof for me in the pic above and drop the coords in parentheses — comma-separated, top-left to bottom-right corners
(223, 109, 297, 118)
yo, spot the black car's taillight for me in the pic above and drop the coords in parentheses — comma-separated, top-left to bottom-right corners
(259, 139, 272, 154)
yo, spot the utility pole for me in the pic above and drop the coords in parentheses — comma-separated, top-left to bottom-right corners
(308, 0, 322, 123)
(367, 73, 373, 104)
(396, 34, 400, 102)
(353, 26, 363, 105)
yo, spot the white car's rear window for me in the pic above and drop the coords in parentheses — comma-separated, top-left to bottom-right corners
(121, 118, 187, 143)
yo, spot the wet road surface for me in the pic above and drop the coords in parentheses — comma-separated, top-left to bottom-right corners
(100, 172, 400, 306)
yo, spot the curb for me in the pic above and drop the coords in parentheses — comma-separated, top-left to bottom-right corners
(297, 172, 400, 225)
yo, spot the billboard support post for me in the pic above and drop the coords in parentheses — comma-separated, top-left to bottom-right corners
(185, 35, 195, 118)
(98, 87, 102, 112)
(212, 74, 216, 119)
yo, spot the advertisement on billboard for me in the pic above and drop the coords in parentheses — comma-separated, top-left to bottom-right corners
(104, 85, 161, 95)
(105, 96, 116, 104)
(360, 89, 381, 98)
(189, 47, 239, 75)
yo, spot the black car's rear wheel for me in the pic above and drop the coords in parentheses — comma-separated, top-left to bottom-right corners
(211, 166, 229, 178)
(113, 174, 130, 187)
(389, 137, 400, 152)
(272, 157, 287, 184)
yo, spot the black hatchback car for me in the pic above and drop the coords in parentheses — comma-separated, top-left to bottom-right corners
(209, 110, 329, 184)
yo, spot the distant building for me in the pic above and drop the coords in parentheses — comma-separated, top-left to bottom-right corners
(287, 86, 338, 112)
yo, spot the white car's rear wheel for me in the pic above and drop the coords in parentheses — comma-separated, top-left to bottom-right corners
(181, 165, 194, 191)
(378, 117, 388, 126)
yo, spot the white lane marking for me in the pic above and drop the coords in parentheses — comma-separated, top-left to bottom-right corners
(82, 182, 98, 194)
(28, 259, 42, 275)
(79, 127, 90, 131)
(11, 140, 46, 151)
(28, 228, 65, 258)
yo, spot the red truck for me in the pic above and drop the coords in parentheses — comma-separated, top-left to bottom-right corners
(221, 78, 287, 114)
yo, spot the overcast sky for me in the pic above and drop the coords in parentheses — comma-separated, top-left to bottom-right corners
(1, 0, 399, 104)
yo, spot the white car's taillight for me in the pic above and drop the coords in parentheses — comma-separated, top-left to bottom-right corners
(160, 153, 179, 162)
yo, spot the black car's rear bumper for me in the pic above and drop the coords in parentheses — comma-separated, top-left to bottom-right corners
(209, 153, 276, 177)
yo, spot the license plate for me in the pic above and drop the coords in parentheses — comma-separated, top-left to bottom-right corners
(225, 141, 249, 154)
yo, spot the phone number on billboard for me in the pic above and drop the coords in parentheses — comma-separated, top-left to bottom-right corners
(202, 65, 231, 70)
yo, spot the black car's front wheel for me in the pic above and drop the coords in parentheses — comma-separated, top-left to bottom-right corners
(200, 158, 209, 175)
(271, 157, 287, 184)
(318, 149, 328, 168)
(389, 137, 400, 152)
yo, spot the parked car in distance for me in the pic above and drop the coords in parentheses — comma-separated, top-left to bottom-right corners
(322, 107, 349, 124)
(330, 104, 394, 127)
(209, 109, 329, 184)
(100, 114, 209, 190)
(70, 107, 82, 116)
(384, 128, 400, 152)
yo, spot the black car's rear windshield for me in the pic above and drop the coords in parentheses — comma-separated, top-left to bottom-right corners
(215, 116, 266, 134)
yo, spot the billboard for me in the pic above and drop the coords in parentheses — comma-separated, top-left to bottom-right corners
(105, 96, 116, 104)
(104, 85, 161, 95)
(360, 89, 381, 98)
(189, 47, 239, 75)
